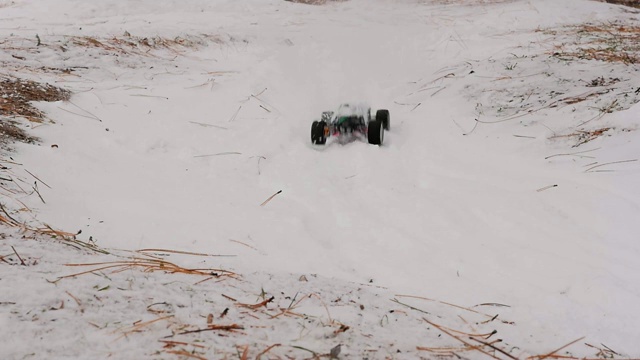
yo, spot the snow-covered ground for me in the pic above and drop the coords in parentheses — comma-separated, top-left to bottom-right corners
(2, 0, 640, 358)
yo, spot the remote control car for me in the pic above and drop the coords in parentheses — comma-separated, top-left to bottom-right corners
(310, 103, 390, 146)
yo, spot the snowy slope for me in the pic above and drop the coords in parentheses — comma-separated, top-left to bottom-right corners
(2, 0, 640, 358)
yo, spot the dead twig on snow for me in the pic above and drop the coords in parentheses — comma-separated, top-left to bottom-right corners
(237, 296, 274, 310)
(170, 323, 244, 337)
(164, 350, 206, 360)
(11, 246, 26, 266)
(193, 152, 241, 158)
(256, 344, 282, 360)
(24, 169, 51, 189)
(260, 190, 282, 206)
(584, 159, 637, 172)
(31, 182, 45, 203)
(527, 337, 585, 360)
(137, 248, 235, 257)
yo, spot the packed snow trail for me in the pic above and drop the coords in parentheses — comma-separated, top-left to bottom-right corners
(3, 0, 640, 353)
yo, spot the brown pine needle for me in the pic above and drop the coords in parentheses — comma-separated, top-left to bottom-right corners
(229, 105, 242, 122)
(114, 315, 175, 341)
(417, 345, 475, 353)
(260, 190, 282, 206)
(65, 260, 142, 267)
(0, 203, 19, 225)
(130, 94, 169, 100)
(269, 309, 305, 319)
(42, 224, 78, 239)
(189, 121, 227, 130)
(529, 337, 586, 360)
(0, 254, 11, 265)
(31, 183, 45, 204)
(536, 184, 558, 192)
(57, 106, 102, 121)
(600, 343, 621, 356)
(11, 246, 26, 266)
(256, 344, 281, 360)
(0, 214, 17, 226)
(239, 345, 249, 360)
(390, 298, 431, 316)
(205, 71, 239, 75)
(137, 248, 235, 257)
(58, 260, 237, 282)
(159, 340, 206, 349)
(126, 315, 174, 331)
(584, 159, 637, 172)
(545, 148, 600, 160)
(334, 324, 350, 334)
(237, 296, 274, 310)
(420, 318, 496, 338)
(395, 294, 508, 322)
(222, 294, 237, 302)
(194, 276, 215, 285)
(422, 318, 502, 360)
(164, 350, 207, 360)
(24, 169, 51, 189)
(65, 291, 82, 308)
(193, 152, 242, 158)
(469, 337, 517, 360)
(309, 293, 333, 323)
(267, 293, 308, 319)
(259, 104, 271, 112)
(56, 264, 125, 280)
(172, 324, 244, 336)
(229, 239, 259, 251)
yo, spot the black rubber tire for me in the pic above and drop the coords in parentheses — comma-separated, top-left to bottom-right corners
(311, 120, 327, 145)
(367, 119, 384, 145)
(311, 121, 319, 143)
(376, 109, 390, 130)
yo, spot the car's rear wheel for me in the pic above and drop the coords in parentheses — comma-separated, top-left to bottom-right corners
(311, 120, 327, 145)
(367, 119, 384, 145)
(376, 109, 390, 130)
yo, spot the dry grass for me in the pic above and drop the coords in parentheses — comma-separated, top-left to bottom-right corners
(0, 77, 70, 122)
(0, 77, 69, 147)
(1, 32, 229, 78)
(66, 33, 223, 57)
(599, 0, 640, 8)
(55, 257, 238, 283)
(469, 20, 640, 138)
(394, 295, 627, 360)
(4, 219, 632, 359)
(0, 201, 105, 254)
(546, 22, 640, 64)
(1, 33, 222, 57)
(0, 120, 38, 146)
(550, 128, 612, 147)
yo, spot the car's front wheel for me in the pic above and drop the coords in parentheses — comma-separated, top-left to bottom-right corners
(367, 119, 384, 145)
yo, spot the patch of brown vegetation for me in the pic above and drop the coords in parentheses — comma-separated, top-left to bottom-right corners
(1, 33, 228, 76)
(0, 120, 38, 146)
(547, 22, 640, 64)
(550, 127, 613, 147)
(0, 77, 69, 146)
(67, 33, 224, 57)
(1, 77, 71, 122)
(600, 0, 640, 8)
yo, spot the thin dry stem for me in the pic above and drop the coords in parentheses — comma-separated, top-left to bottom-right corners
(137, 248, 234, 257)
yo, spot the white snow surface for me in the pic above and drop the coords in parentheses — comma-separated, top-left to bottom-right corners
(2, 0, 640, 358)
